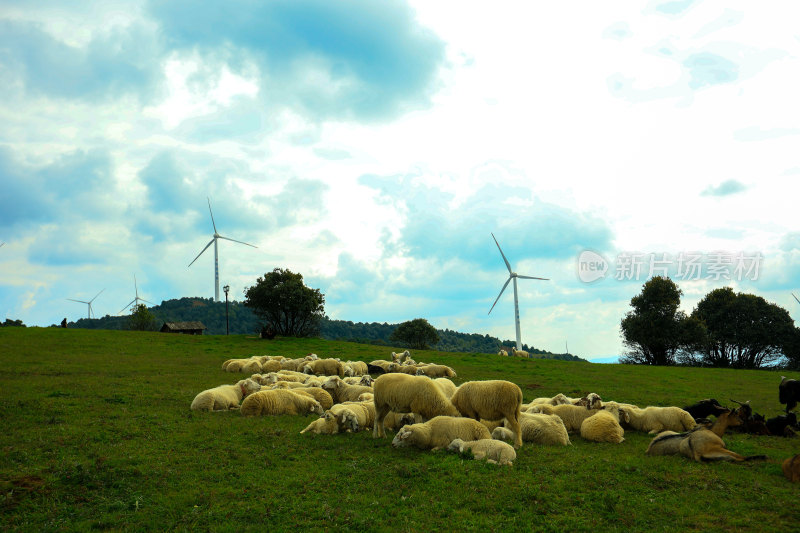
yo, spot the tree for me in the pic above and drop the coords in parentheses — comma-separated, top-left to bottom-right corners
(128, 304, 157, 331)
(619, 276, 704, 365)
(244, 268, 326, 338)
(390, 318, 440, 350)
(689, 287, 796, 369)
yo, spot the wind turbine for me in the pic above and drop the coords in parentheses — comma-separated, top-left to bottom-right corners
(488, 233, 548, 351)
(119, 275, 152, 314)
(67, 289, 104, 319)
(793, 293, 800, 305)
(188, 197, 257, 302)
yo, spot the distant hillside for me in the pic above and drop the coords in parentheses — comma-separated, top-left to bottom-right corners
(67, 297, 587, 361)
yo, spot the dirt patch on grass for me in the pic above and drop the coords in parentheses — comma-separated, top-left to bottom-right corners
(524, 383, 542, 390)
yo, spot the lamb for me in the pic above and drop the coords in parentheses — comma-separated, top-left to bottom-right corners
(527, 403, 601, 433)
(240, 389, 324, 417)
(450, 380, 523, 449)
(624, 405, 696, 434)
(496, 412, 571, 446)
(322, 376, 373, 404)
(302, 358, 345, 378)
(190, 378, 261, 411)
(391, 416, 491, 451)
(415, 364, 457, 378)
(579, 405, 629, 443)
(511, 347, 529, 358)
(448, 438, 516, 466)
(373, 373, 461, 439)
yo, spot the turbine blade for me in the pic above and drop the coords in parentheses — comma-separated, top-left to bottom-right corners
(491, 233, 513, 274)
(207, 197, 218, 234)
(217, 235, 257, 248)
(67, 298, 89, 304)
(488, 277, 512, 315)
(90, 288, 105, 303)
(794, 293, 800, 305)
(188, 239, 215, 267)
(119, 299, 135, 314)
(517, 275, 549, 281)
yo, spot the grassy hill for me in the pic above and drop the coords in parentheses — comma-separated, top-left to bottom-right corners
(1, 327, 798, 531)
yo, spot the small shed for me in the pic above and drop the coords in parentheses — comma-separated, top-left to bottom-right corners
(160, 321, 207, 335)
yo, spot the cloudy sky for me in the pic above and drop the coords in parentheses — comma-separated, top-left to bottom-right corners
(1, 1, 799, 360)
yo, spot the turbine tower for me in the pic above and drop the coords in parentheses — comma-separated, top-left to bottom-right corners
(488, 233, 548, 351)
(67, 289, 104, 319)
(119, 275, 152, 314)
(188, 197, 257, 302)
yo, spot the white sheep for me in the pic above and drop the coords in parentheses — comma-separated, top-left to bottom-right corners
(190, 378, 261, 411)
(511, 347, 529, 358)
(224, 357, 262, 374)
(448, 438, 516, 466)
(497, 412, 571, 446)
(322, 376, 373, 404)
(300, 413, 342, 435)
(623, 405, 696, 434)
(373, 374, 460, 439)
(528, 403, 602, 433)
(580, 405, 629, 443)
(415, 364, 457, 378)
(240, 389, 324, 417)
(343, 361, 368, 376)
(498, 350, 508, 357)
(289, 387, 334, 411)
(432, 377, 457, 399)
(338, 401, 376, 432)
(302, 358, 345, 377)
(525, 393, 574, 409)
(450, 380, 524, 449)
(391, 416, 491, 451)
(573, 393, 603, 409)
(357, 392, 374, 402)
(391, 350, 411, 363)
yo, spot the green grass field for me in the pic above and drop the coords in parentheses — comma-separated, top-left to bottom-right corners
(1, 327, 798, 531)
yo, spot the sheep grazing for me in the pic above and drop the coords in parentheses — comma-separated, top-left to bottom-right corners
(623, 405, 696, 434)
(497, 412, 571, 446)
(580, 405, 628, 444)
(391, 416, 491, 451)
(190, 378, 261, 411)
(511, 347, 529, 358)
(448, 438, 516, 466)
(373, 374, 460, 439)
(779, 376, 800, 412)
(782, 454, 800, 482)
(240, 389, 324, 417)
(528, 403, 602, 433)
(450, 380, 523, 449)
(682, 399, 728, 421)
(322, 376, 373, 404)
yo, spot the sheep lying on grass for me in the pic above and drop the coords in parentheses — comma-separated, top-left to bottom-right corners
(525, 393, 573, 409)
(240, 389, 324, 417)
(511, 347, 529, 358)
(302, 358, 345, 378)
(450, 380, 524, 449)
(190, 378, 261, 411)
(623, 405, 696, 434)
(322, 376, 373, 404)
(498, 350, 508, 357)
(338, 401, 376, 432)
(580, 405, 628, 443)
(343, 361, 368, 376)
(290, 387, 334, 411)
(373, 374, 460, 438)
(223, 358, 262, 374)
(448, 438, 516, 466)
(300, 413, 342, 435)
(495, 412, 571, 446)
(529, 403, 602, 433)
(415, 364, 457, 378)
(391, 416, 491, 451)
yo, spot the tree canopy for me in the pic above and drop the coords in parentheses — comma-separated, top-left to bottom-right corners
(619, 276, 705, 365)
(390, 318, 440, 350)
(127, 303, 157, 331)
(688, 287, 797, 369)
(244, 268, 326, 338)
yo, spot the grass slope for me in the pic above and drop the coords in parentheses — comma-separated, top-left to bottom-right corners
(1, 328, 798, 531)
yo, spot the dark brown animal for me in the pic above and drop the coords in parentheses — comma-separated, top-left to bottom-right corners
(782, 454, 800, 482)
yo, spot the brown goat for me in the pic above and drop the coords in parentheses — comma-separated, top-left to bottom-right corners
(678, 409, 766, 462)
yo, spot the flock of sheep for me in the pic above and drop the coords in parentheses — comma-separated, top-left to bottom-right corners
(190, 350, 800, 473)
